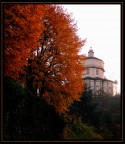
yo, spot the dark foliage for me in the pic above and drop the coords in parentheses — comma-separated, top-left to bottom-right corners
(3, 77, 64, 141)
(69, 86, 122, 140)
(3, 78, 121, 141)
(69, 86, 102, 126)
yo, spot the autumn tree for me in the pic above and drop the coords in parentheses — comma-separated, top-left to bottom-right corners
(4, 4, 48, 79)
(25, 5, 86, 114)
(4, 4, 86, 114)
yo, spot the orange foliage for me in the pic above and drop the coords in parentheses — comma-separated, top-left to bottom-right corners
(26, 5, 87, 114)
(4, 4, 87, 114)
(4, 4, 47, 79)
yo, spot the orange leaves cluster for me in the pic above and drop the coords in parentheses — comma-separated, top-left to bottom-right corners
(4, 4, 47, 79)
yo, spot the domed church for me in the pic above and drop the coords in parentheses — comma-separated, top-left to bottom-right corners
(83, 47, 116, 96)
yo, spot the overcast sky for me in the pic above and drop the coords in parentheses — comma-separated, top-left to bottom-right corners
(61, 4, 121, 94)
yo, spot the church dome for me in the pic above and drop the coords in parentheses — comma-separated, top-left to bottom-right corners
(84, 48, 105, 79)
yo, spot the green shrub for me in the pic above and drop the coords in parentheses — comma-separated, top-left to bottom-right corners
(62, 117, 103, 140)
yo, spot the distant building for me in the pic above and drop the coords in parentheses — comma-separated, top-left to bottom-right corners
(83, 48, 117, 96)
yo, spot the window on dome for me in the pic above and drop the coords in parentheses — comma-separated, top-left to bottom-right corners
(96, 69, 99, 75)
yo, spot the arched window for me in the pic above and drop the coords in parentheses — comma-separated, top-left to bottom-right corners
(96, 69, 99, 75)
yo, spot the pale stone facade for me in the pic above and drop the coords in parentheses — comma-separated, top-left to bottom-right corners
(83, 48, 115, 96)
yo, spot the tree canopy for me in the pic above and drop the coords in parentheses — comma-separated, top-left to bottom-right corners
(4, 4, 86, 114)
